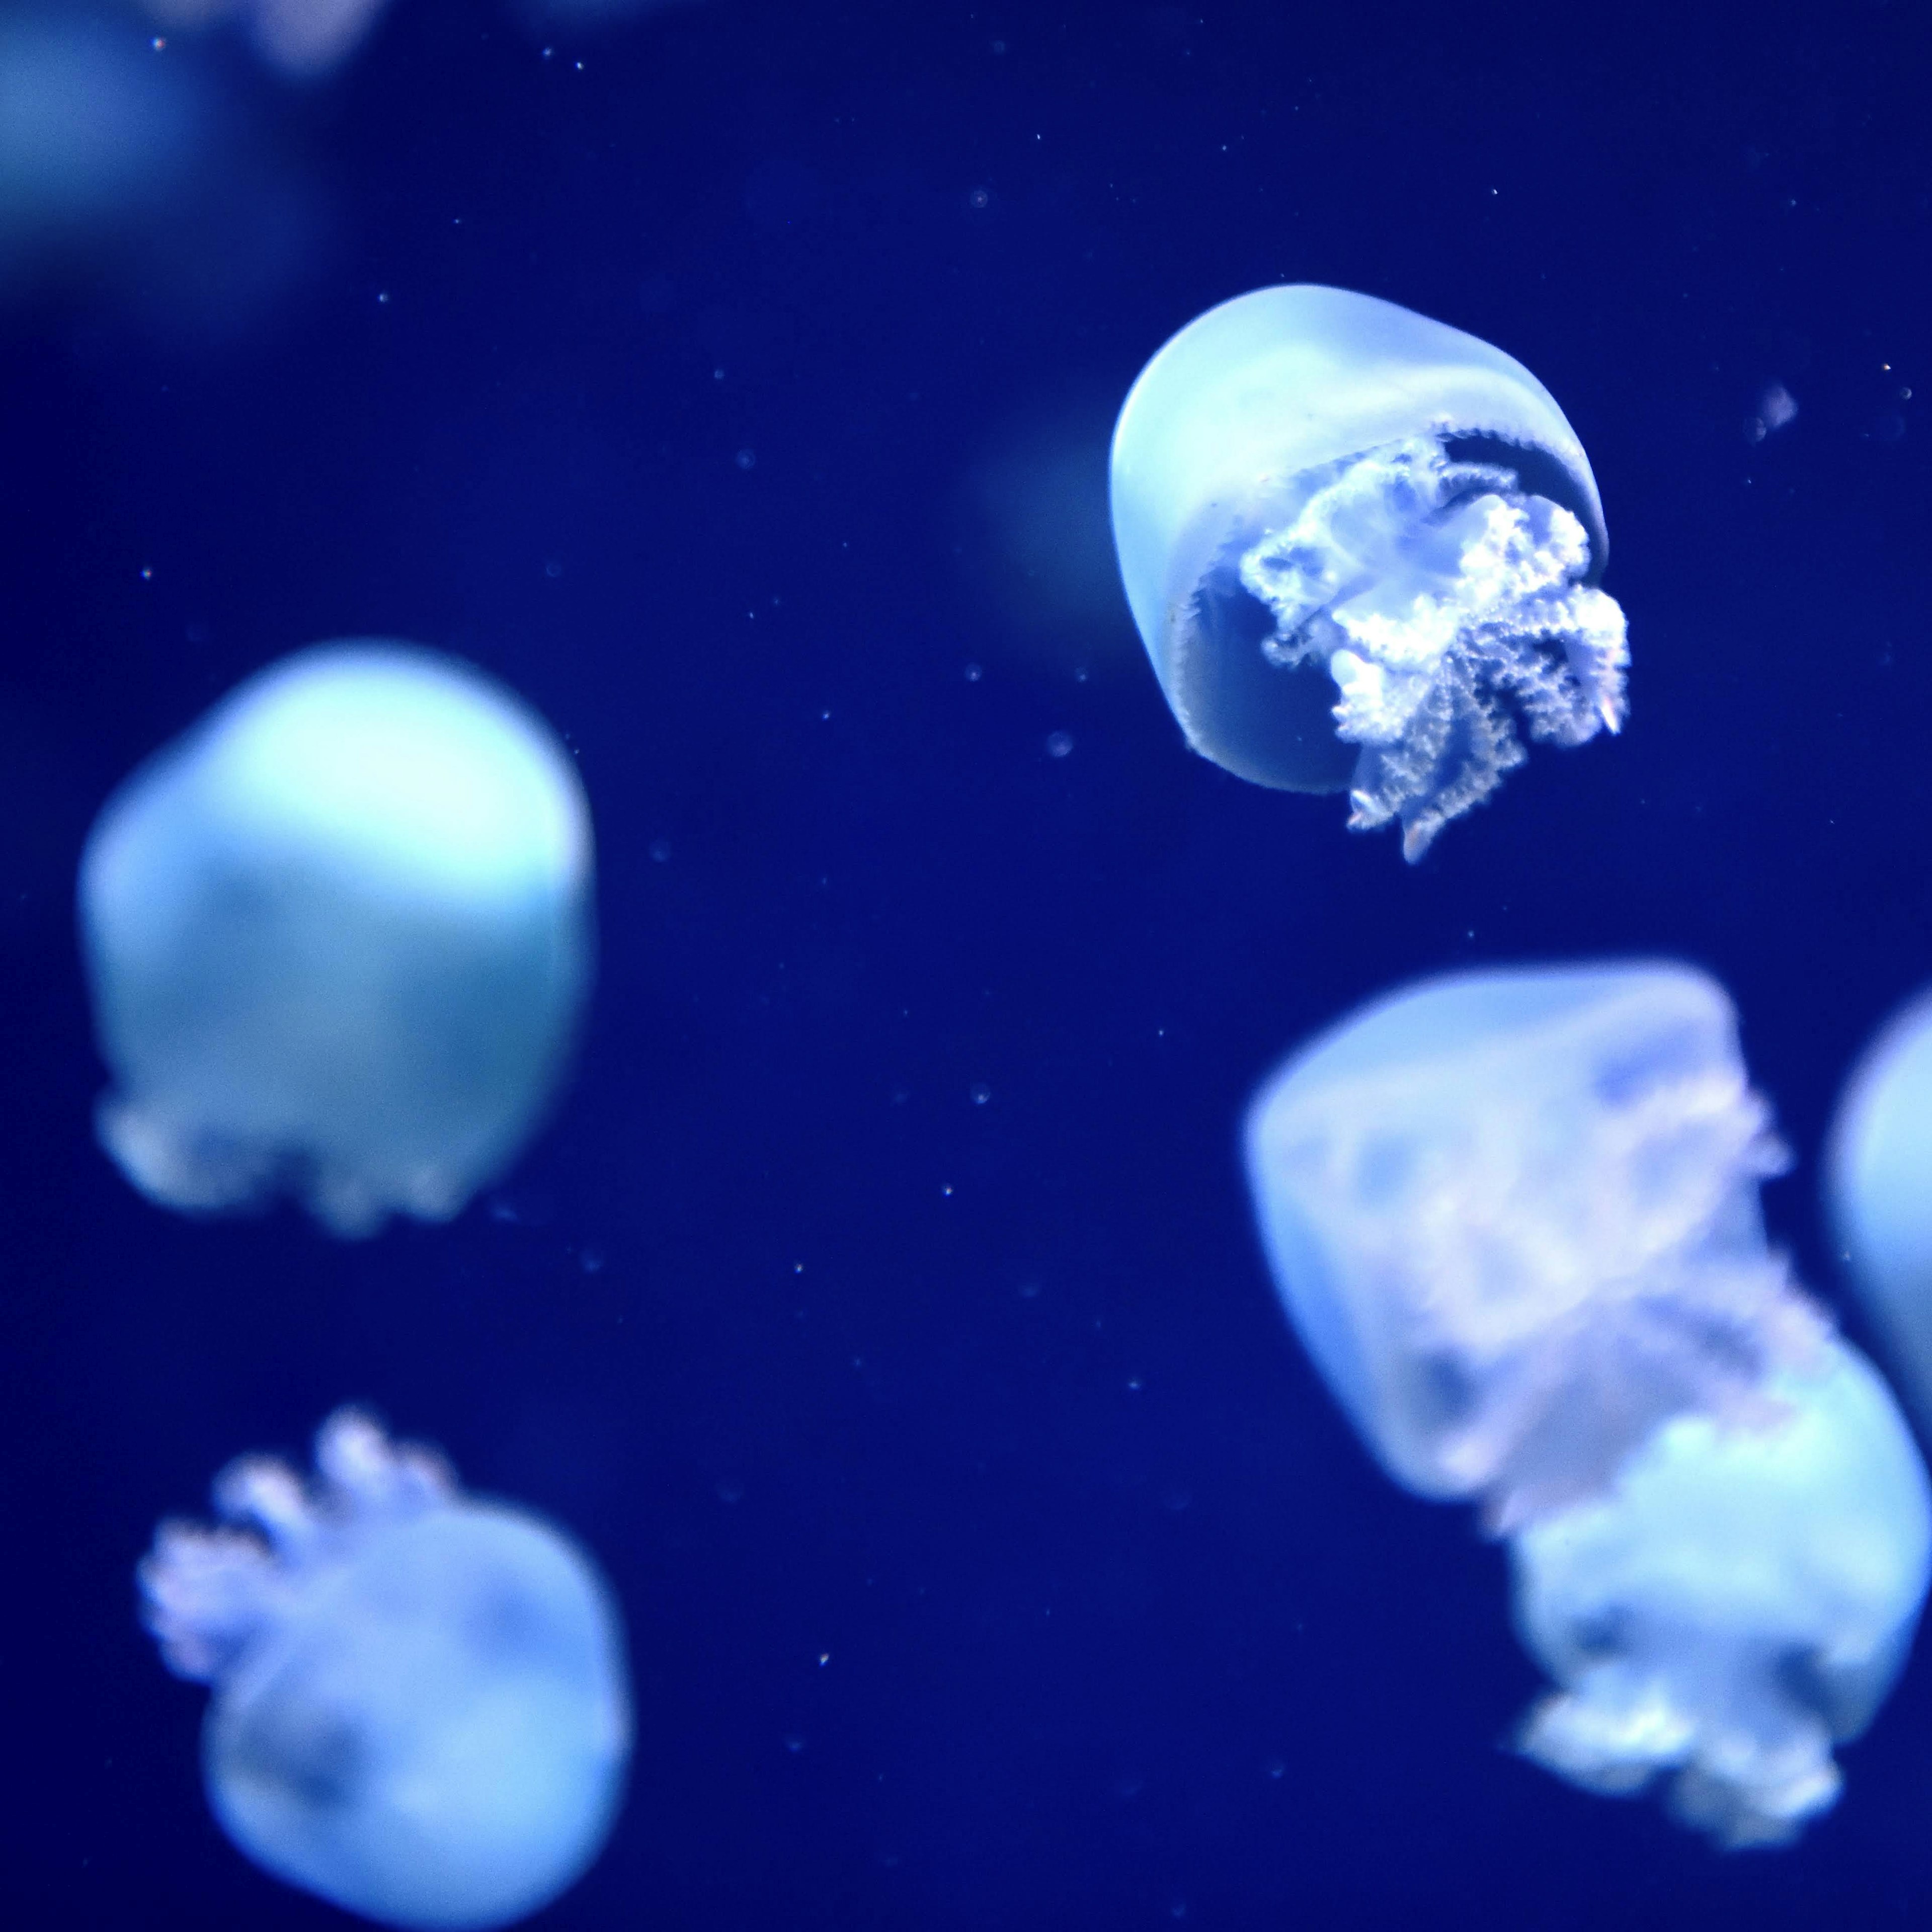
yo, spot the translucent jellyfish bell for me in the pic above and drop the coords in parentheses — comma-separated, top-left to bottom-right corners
(79, 642, 594, 1237)
(1827, 987, 1932, 1424)
(1110, 286, 1628, 858)
(1243, 963, 1825, 1531)
(1512, 1337, 1930, 1846)
(141, 1410, 631, 1929)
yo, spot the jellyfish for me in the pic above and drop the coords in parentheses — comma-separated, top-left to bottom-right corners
(1512, 1335, 1930, 1846)
(1244, 962, 1825, 1532)
(79, 642, 594, 1237)
(141, 1409, 631, 1929)
(1243, 961, 1932, 1840)
(1109, 286, 1628, 858)
(1827, 987, 1932, 1426)
(139, 0, 393, 80)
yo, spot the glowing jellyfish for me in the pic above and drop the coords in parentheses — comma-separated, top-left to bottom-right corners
(141, 1409, 631, 1929)
(1243, 962, 1931, 1841)
(79, 642, 594, 1237)
(1244, 962, 1825, 1532)
(1513, 1336, 1929, 1845)
(139, 0, 393, 81)
(1110, 286, 1628, 858)
(1827, 987, 1932, 1425)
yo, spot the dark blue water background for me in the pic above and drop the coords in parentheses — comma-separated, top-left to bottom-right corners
(4, 0, 1932, 1922)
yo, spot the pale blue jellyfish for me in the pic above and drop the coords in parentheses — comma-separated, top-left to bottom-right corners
(1244, 963, 1823, 1531)
(79, 643, 594, 1237)
(1827, 987, 1932, 1424)
(1110, 287, 1628, 858)
(142, 1410, 631, 1929)
(1243, 961, 1931, 1841)
(1512, 1336, 1929, 1846)
(1242, 963, 1932, 1837)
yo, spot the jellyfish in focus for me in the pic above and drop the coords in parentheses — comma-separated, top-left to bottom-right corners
(1827, 986, 1932, 1423)
(1110, 286, 1628, 858)
(1513, 1335, 1929, 1845)
(79, 643, 594, 1238)
(142, 1409, 631, 1929)
(1244, 962, 1824, 1531)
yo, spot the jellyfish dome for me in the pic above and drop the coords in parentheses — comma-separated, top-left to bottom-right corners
(1110, 286, 1628, 858)
(141, 1410, 631, 1930)
(1243, 962, 1825, 1531)
(1827, 986, 1932, 1424)
(79, 642, 594, 1237)
(1511, 1336, 1931, 1846)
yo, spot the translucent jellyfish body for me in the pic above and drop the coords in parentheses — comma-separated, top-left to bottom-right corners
(80, 643, 594, 1236)
(1513, 1337, 1930, 1846)
(1827, 988, 1932, 1424)
(142, 1410, 631, 1929)
(1110, 286, 1628, 858)
(1243, 963, 1825, 1533)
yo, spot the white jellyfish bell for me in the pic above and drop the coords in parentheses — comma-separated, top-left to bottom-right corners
(142, 1410, 632, 1930)
(79, 642, 594, 1237)
(1513, 1337, 1930, 1847)
(1110, 286, 1628, 858)
(1827, 987, 1932, 1427)
(1244, 962, 1825, 1532)
(1243, 961, 1932, 1844)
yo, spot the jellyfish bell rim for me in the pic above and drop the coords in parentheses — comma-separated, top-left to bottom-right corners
(1245, 959, 1730, 1112)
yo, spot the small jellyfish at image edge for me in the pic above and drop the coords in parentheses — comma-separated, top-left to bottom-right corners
(79, 642, 595, 1237)
(1827, 986, 1932, 1426)
(1242, 961, 1931, 1842)
(141, 1409, 632, 1929)
(1512, 1335, 1930, 1846)
(1110, 286, 1628, 858)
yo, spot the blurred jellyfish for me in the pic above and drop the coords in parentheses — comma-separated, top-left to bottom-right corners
(142, 1409, 631, 1929)
(80, 642, 594, 1237)
(1746, 382, 1799, 444)
(1828, 987, 1932, 1422)
(0, 11, 207, 284)
(1244, 962, 1930, 1840)
(0, 11, 322, 331)
(1111, 286, 1627, 858)
(1514, 1336, 1929, 1845)
(140, 0, 392, 82)
(1245, 962, 1824, 1532)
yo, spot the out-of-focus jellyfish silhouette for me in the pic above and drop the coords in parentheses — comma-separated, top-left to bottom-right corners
(1513, 1336, 1929, 1846)
(1244, 963, 1928, 1841)
(141, 0, 391, 82)
(0, 11, 323, 333)
(0, 10, 210, 292)
(1828, 987, 1932, 1423)
(1111, 286, 1627, 858)
(142, 1409, 631, 1929)
(1245, 962, 1824, 1532)
(80, 642, 594, 1237)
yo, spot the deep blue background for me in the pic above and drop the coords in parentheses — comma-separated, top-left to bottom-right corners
(5, 0, 1932, 1922)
